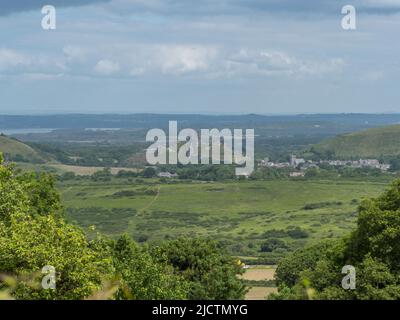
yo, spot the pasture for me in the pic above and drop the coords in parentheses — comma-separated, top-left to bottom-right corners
(59, 178, 389, 259)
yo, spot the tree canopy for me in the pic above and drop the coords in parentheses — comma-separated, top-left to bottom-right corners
(271, 180, 400, 300)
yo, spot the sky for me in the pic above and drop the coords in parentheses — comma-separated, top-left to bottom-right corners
(0, 0, 400, 114)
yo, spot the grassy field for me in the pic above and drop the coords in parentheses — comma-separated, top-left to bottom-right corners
(0, 135, 45, 162)
(59, 177, 389, 259)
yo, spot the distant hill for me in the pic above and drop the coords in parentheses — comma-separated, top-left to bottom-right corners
(0, 135, 47, 163)
(307, 125, 400, 160)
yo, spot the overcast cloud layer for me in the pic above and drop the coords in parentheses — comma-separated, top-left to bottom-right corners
(0, 0, 399, 114)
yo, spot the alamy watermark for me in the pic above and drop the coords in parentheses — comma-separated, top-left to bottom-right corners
(41, 265, 56, 290)
(342, 265, 356, 290)
(40, 5, 356, 32)
(341, 5, 356, 30)
(146, 121, 254, 176)
(41, 5, 56, 30)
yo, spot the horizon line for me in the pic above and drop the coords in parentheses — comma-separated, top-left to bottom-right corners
(1, 112, 400, 117)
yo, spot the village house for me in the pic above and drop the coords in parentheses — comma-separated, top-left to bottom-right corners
(290, 171, 306, 177)
(158, 172, 179, 178)
(258, 155, 391, 172)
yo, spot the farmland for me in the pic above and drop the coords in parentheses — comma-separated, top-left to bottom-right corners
(240, 265, 278, 300)
(59, 177, 389, 261)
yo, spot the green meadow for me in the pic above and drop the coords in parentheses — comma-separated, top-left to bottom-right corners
(59, 178, 390, 261)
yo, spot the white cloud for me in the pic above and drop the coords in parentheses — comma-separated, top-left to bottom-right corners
(94, 59, 120, 75)
(63, 46, 89, 63)
(21, 73, 64, 81)
(365, 0, 400, 8)
(155, 45, 218, 74)
(0, 49, 30, 71)
(0, 45, 345, 81)
(130, 67, 145, 76)
(221, 49, 345, 78)
(361, 70, 385, 81)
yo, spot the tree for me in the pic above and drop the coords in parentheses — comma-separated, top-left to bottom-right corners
(274, 241, 336, 288)
(18, 172, 63, 217)
(0, 155, 113, 299)
(92, 168, 112, 182)
(0, 213, 113, 300)
(272, 180, 400, 300)
(260, 238, 287, 253)
(112, 235, 188, 300)
(346, 180, 400, 270)
(142, 167, 157, 178)
(157, 238, 247, 300)
(0, 159, 29, 222)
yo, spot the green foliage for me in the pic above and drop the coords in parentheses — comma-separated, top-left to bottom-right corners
(1, 156, 248, 300)
(171, 165, 235, 181)
(273, 180, 400, 300)
(0, 136, 45, 164)
(346, 180, 400, 270)
(91, 168, 112, 182)
(0, 162, 30, 222)
(250, 167, 290, 180)
(112, 235, 188, 300)
(0, 161, 62, 222)
(286, 227, 309, 239)
(59, 176, 381, 260)
(142, 167, 157, 178)
(308, 124, 400, 160)
(303, 201, 342, 210)
(260, 238, 287, 253)
(158, 238, 247, 300)
(304, 166, 387, 179)
(0, 213, 113, 300)
(59, 171, 76, 181)
(274, 241, 336, 288)
(18, 172, 63, 217)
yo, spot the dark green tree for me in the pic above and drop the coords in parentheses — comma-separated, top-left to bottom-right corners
(157, 238, 247, 300)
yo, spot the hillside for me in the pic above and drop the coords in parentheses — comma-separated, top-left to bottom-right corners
(307, 124, 400, 159)
(0, 135, 46, 163)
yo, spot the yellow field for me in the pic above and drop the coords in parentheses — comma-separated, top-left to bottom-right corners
(245, 287, 278, 300)
(241, 265, 276, 281)
(241, 265, 277, 300)
(48, 164, 140, 175)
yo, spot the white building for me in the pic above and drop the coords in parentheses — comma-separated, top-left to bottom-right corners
(290, 155, 305, 167)
(290, 171, 305, 177)
(158, 172, 178, 178)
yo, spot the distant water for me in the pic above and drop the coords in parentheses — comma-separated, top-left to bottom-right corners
(0, 128, 57, 135)
(0, 128, 122, 135)
(84, 128, 121, 131)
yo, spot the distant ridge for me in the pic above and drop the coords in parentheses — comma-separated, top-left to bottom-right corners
(308, 124, 400, 159)
(0, 134, 46, 163)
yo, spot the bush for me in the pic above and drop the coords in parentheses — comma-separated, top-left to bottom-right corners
(287, 227, 309, 239)
(112, 235, 187, 300)
(260, 238, 287, 253)
(157, 238, 247, 300)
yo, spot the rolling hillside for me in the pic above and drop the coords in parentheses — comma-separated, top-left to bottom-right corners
(308, 124, 400, 159)
(0, 135, 46, 163)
